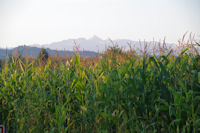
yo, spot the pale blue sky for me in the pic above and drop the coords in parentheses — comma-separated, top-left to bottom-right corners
(0, 0, 200, 47)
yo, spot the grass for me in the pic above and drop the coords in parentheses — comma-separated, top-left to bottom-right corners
(0, 39, 200, 132)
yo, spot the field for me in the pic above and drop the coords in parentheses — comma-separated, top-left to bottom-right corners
(0, 40, 200, 132)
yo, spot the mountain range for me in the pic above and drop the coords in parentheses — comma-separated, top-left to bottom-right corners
(0, 36, 176, 59)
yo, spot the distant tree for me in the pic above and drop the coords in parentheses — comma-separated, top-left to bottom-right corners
(106, 45, 124, 57)
(107, 45, 123, 54)
(0, 59, 4, 70)
(38, 48, 49, 62)
(0, 59, 2, 68)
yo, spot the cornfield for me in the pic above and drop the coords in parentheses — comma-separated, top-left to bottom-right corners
(0, 41, 200, 132)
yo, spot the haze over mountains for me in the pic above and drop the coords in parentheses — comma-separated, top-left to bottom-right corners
(32, 35, 175, 52)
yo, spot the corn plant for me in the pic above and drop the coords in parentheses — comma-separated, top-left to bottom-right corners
(0, 47, 200, 132)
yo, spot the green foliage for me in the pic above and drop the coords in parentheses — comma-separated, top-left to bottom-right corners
(0, 51, 200, 132)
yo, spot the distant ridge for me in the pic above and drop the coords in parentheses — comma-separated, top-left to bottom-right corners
(0, 45, 98, 59)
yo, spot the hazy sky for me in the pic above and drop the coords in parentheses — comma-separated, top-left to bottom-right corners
(0, 0, 200, 47)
